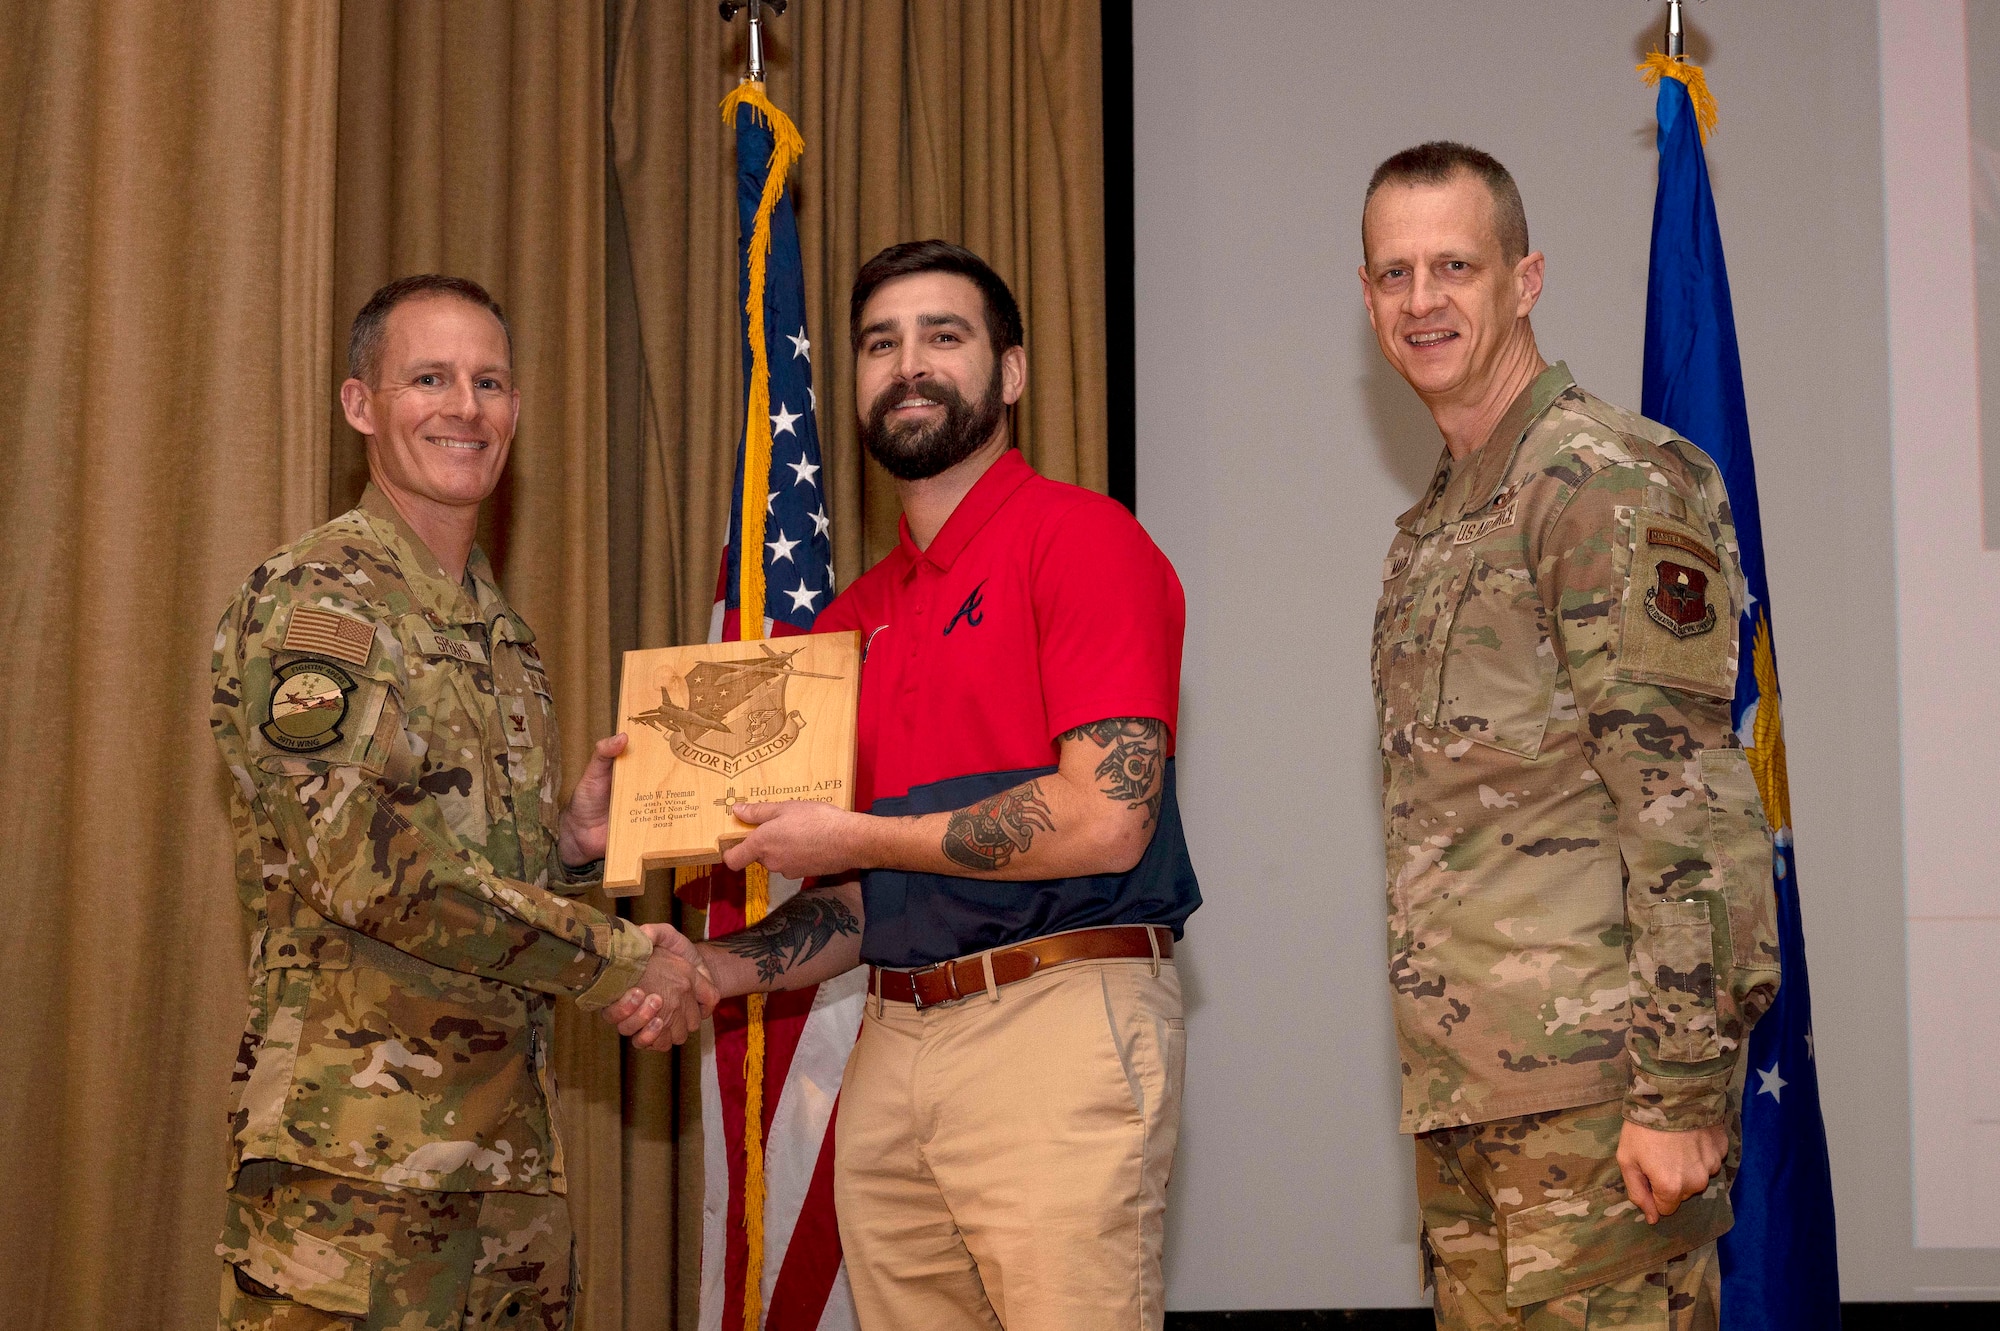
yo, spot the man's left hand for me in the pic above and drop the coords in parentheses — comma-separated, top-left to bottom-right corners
(722, 800, 869, 878)
(1616, 1120, 1726, 1224)
(556, 733, 628, 869)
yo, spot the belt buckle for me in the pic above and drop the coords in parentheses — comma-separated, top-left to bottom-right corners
(907, 960, 962, 1010)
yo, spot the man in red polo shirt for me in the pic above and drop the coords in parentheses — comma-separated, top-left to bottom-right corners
(608, 240, 1200, 1330)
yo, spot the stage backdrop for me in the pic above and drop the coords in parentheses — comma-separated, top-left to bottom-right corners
(1133, 0, 1999, 1309)
(0, 3, 1106, 1328)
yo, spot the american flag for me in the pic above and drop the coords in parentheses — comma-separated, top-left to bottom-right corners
(685, 81, 865, 1331)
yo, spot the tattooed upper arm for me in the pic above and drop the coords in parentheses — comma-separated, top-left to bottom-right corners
(1059, 717, 1166, 829)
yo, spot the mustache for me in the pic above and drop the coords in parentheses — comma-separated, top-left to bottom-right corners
(859, 368, 1004, 482)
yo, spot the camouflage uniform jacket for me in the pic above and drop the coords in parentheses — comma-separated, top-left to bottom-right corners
(211, 485, 651, 1195)
(1373, 363, 1781, 1136)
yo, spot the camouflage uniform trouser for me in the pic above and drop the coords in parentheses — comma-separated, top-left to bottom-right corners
(218, 1161, 574, 1331)
(1416, 1100, 1732, 1330)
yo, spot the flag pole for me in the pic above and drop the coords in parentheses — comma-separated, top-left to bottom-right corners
(718, 6, 794, 1324)
(721, 0, 787, 82)
(1663, 0, 1684, 59)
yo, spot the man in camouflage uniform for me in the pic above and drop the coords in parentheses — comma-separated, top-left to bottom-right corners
(210, 275, 715, 1329)
(1359, 144, 1782, 1328)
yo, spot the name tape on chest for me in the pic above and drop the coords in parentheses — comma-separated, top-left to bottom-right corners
(1452, 502, 1517, 546)
(282, 605, 376, 667)
(415, 629, 489, 664)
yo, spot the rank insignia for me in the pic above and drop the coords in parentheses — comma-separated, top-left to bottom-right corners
(261, 659, 355, 752)
(1646, 560, 1717, 638)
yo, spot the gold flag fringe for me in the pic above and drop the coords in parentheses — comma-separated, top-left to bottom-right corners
(1746, 611, 1792, 832)
(716, 75, 804, 1331)
(1638, 51, 1718, 142)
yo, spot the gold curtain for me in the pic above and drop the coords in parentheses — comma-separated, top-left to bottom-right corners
(0, 2, 339, 1328)
(0, 1, 1103, 1326)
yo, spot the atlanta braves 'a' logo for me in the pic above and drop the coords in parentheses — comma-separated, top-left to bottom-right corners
(944, 581, 987, 636)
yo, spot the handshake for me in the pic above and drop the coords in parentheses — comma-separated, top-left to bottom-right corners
(599, 923, 720, 1050)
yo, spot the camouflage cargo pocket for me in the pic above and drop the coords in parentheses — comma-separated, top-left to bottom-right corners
(1502, 1177, 1730, 1308)
(248, 649, 398, 778)
(1437, 555, 1555, 758)
(1633, 899, 1720, 1063)
(219, 1181, 373, 1318)
(1698, 748, 1779, 1022)
(1411, 561, 1472, 728)
(1611, 509, 1737, 700)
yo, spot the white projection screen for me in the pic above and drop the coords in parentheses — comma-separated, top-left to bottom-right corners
(1136, 0, 2000, 1306)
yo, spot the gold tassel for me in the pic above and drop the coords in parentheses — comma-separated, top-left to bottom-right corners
(718, 76, 804, 1331)
(1638, 51, 1718, 142)
(720, 79, 806, 648)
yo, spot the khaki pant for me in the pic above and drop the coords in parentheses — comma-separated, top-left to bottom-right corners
(218, 1161, 574, 1330)
(835, 955, 1185, 1331)
(1417, 1100, 1731, 1330)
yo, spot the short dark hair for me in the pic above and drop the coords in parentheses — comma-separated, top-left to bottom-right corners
(1363, 141, 1530, 264)
(347, 274, 511, 385)
(849, 240, 1024, 353)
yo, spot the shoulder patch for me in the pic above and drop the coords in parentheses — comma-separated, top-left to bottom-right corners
(1614, 510, 1737, 699)
(261, 659, 356, 752)
(284, 604, 376, 667)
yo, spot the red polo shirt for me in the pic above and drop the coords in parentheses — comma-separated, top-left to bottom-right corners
(816, 448, 1200, 967)
(817, 447, 1184, 811)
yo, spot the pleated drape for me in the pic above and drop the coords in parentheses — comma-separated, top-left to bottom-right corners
(0, 3, 1103, 1326)
(0, 3, 339, 1327)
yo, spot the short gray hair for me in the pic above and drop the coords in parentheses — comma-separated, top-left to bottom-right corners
(347, 274, 511, 386)
(1364, 141, 1530, 264)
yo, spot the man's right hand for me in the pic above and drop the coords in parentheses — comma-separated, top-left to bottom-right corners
(602, 923, 718, 1050)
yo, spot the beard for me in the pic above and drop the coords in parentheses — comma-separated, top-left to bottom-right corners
(859, 363, 1006, 481)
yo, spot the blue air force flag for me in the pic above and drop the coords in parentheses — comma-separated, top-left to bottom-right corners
(1641, 62, 1840, 1330)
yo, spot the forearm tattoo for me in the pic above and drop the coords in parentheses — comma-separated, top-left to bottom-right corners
(1061, 717, 1166, 829)
(941, 781, 1058, 872)
(714, 891, 861, 985)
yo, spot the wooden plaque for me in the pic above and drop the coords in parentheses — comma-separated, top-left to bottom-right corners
(602, 631, 861, 896)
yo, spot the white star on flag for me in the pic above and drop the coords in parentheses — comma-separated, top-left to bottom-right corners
(766, 529, 799, 564)
(784, 580, 822, 612)
(765, 489, 777, 516)
(771, 402, 801, 438)
(810, 505, 830, 537)
(787, 326, 810, 360)
(1803, 1028, 1815, 1061)
(1756, 1062, 1787, 1102)
(787, 455, 820, 488)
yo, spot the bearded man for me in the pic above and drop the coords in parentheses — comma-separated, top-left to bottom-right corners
(607, 239, 1201, 1331)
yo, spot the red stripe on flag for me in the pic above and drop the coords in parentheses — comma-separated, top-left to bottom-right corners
(712, 968, 823, 1331)
(765, 1094, 846, 1331)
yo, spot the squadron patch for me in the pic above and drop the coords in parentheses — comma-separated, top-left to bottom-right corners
(1646, 561, 1717, 638)
(261, 659, 355, 753)
(1613, 510, 1737, 700)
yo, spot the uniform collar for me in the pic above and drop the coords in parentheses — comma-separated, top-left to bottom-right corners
(897, 446, 1036, 575)
(1394, 361, 1577, 535)
(357, 483, 518, 633)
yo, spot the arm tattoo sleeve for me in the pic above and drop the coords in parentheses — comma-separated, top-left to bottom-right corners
(941, 781, 1058, 872)
(714, 891, 861, 985)
(1059, 717, 1166, 829)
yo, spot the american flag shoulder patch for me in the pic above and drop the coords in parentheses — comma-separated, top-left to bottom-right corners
(283, 604, 377, 667)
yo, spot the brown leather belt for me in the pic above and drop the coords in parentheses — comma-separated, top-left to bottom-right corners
(869, 924, 1172, 1008)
